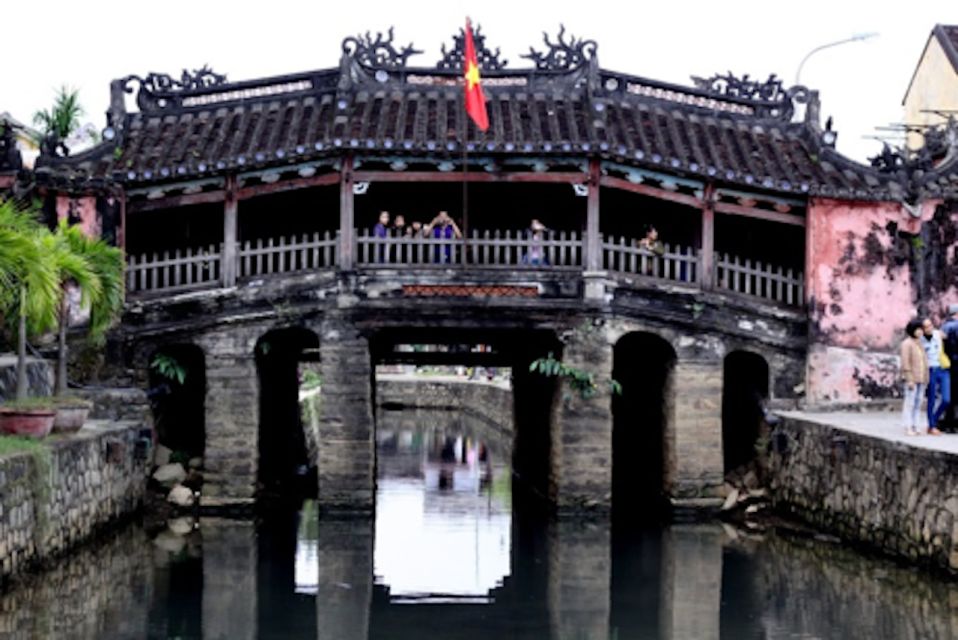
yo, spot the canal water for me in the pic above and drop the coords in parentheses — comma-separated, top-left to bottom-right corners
(2, 412, 958, 639)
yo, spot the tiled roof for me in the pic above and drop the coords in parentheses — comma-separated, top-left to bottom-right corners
(34, 29, 908, 200)
(936, 24, 958, 73)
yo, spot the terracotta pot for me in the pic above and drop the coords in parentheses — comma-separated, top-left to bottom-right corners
(0, 408, 56, 439)
(53, 406, 90, 433)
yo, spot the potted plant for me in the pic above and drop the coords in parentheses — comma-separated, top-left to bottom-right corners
(0, 398, 56, 438)
(0, 200, 59, 437)
(49, 395, 94, 433)
(49, 219, 123, 429)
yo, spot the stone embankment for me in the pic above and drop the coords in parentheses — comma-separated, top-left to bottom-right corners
(0, 420, 151, 584)
(769, 412, 958, 573)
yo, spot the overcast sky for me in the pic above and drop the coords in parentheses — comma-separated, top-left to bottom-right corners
(3, 0, 957, 161)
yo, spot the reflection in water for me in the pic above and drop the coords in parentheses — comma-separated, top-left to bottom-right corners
(374, 423, 511, 603)
(4, 411, 958, 638)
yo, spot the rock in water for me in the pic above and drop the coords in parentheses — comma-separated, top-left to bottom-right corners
(153, 463, 187, 488)
(722, 489, 740, 511)
(154, 444, 172, 467)
(167, 484, 195, 507)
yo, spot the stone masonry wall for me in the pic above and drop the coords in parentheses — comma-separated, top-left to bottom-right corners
(0, 421, 150, 584)
(0, 356, 52, 403)
(769, 415, 958, 572)
(375, 375, 513, 433)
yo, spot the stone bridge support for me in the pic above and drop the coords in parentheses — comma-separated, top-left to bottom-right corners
(552, 323, 614, 513)
(317, 314, 376, 513)
(197, 330, 260, 507)
(668, 359, 724, 505)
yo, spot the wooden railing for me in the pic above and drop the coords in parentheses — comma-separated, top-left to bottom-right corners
(602, 236, 699, 284)
(239, 231, 337, 279)
(126, 244, 222, 295)
(356, 229, 583, 268)
(125, 231, 804, 308)
(715, 253, 804, 306)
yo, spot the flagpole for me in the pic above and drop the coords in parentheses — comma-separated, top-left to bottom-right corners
(462, 119, 469, 264)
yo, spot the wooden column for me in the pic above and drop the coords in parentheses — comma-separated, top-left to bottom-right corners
(339, 156, 355, 270)
(700, 184, 715, 289)
(223, 175, 238, 287)
(585, 158, 601, 272)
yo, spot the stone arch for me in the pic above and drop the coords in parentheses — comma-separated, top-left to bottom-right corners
(254, 326, 321, 499)
(147, 342, 207, 461)
(612, 331, 677, 518)
(721, 350, 770, 474)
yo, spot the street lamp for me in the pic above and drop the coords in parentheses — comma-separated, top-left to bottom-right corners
(795, 32, 879, 85)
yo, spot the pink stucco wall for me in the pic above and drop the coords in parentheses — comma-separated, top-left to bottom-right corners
(56, 195, 100, 237)
(805, 197, 953, 403)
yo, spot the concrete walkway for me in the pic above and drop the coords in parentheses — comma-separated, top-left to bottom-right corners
(778, 410, 958, 455)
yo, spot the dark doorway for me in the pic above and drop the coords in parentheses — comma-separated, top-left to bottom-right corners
(721, 351, 769, 473)
(612, 332, 676, 520)
(255, 327, 320, 499)
(148, 344, 206, 460)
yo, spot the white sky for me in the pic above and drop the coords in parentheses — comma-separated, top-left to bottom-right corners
(3, 0, 957, 162)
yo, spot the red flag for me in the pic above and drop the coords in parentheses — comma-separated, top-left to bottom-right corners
(463, 18, 489, 132)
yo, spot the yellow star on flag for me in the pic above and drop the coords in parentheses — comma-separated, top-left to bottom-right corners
(465, 61, 481, 91)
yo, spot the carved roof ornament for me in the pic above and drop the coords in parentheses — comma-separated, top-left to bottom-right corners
(869, 118, 958, 206)
(436, 24, 507, 71)
(342, 27, 423, 69)
(521, 25, 597, 71)
(0, 118, 23, 172)
(120, 66, 228, 111)
(690, 72, 810, 120)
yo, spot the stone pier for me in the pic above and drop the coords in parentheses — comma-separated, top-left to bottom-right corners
(317, 316, 375, 513)
(202, 519, 258, 640)
(316, 518, 373, 640)
(551, 325, 614, 513)
(199, 330, 260, 507)
(659, 524, 723, 640)
(668, 360, 724, 505)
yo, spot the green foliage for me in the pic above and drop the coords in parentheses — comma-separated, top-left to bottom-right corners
(151, 353, 187, 384)
(529, 352, 622, 400)
(0, 396, 56, 410)
(910, 235, 925, 254)
(170, 450, 191, 465)
(300, 368, 322, 391)
(691, 302, 706, 319)
(32, 86, 84, 141)
(0, 434, 51, 457)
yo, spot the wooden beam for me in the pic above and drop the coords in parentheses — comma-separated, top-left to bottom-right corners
(339, 156, 355, 270)
(713, 201, 806, 227)
(700, 184, 715, 289)
(599, 175, 703, 209)
(586, 158, 601, 272)
(351, 170, 587, 184)
(126, 172, 341, 213)
(128, 189, 226, 213)
(222, 176, 238, 287)
(236, 172, 340, 200)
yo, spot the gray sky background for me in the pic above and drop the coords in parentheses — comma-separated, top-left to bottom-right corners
(3, 0, 957, 162)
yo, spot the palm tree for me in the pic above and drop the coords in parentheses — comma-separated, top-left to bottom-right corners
(51, 220, 124, 395)
(32, 86, 84, 143)
(0, 200, 60, 401)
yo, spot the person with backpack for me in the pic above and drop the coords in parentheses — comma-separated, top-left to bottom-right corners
(921, 316, 950, 435)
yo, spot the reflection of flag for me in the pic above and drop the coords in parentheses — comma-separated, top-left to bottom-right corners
(463, 18, 489, 132)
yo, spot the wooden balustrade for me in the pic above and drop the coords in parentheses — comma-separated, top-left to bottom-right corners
(238, 231, 337, 279)
(601, 235, 699, 284)
(355, 228, 583, 268)
(715, 252, 804, 306)
(126, 244, 222, 295)
(125, 231, 804, 308)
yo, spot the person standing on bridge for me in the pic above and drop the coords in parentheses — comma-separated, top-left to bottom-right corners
(921, 317, 949, 435)
(900, 319, 929, 436)
(373, 210, 390, 263)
